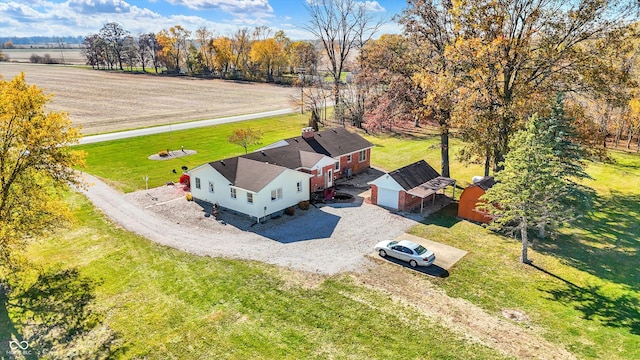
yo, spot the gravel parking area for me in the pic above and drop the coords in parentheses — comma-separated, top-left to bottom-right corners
(81, 171, 430, 274)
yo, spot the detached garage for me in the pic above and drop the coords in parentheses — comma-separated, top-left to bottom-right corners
(368, 160, 456, 213)
(458, 176, 495, 223)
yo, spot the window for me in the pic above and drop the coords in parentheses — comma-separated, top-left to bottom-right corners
(334, 161, 340, 171)
(296, 181, 302, 192)
(230, 188, 237, 199)
(271, 188, 283, 201)
(208, 181, 214, 193)
(358, 150, 367, 162)
(195, 177, 201, 189)
(247, 193, 253, 204)
(346, 154, 352, 163)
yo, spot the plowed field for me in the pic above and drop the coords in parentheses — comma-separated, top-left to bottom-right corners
(0, 62, 298, 134)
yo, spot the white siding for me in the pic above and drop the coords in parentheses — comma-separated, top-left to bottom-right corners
(189, 164, 310, 220)
(189, 164, 230, 206)
(252, 169, 310, 220)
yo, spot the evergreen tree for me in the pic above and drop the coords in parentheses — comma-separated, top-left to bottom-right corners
(479, 115, 562, 263)
(479, 98, 594, 263)
(532, 93, 594, 238)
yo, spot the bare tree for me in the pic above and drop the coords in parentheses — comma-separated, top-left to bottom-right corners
(137, 33, 156, 73)
(99, 22, 129, 71)
(303, 0, 382, 124)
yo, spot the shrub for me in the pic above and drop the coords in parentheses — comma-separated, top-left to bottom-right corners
(185, 193, 193, 201)
(158, 150, 169, 157)
(285, 206, 295, 216)
(298, 201, 310, 210)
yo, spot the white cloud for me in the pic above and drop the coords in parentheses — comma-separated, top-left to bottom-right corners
(166, 0, 273, 13)
(306, 0, 385, 13)
(362, 1, 385, 13)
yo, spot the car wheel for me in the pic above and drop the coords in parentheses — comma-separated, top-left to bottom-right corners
(409, 260, 418, 268)
(378, 249, 387, 257)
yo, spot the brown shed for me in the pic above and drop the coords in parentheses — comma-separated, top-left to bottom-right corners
(458, 176, 495, 223)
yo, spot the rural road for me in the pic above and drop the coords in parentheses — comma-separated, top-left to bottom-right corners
(78, 108, 295, 144)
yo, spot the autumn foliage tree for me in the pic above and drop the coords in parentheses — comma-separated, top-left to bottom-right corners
(157, 25, 191, 73)
(227, 128, 263, 154)
(0, 73, 85, 270)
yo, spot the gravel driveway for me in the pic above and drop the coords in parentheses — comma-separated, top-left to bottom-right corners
(79, 173, 422, 274)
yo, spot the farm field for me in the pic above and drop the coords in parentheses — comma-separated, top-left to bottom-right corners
(1, 48, 86, 64)
(0, 62, 299, 135)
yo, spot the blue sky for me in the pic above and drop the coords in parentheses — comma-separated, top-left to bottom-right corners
(0, 0, 404, 39)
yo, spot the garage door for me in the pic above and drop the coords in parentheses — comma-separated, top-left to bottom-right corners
(377, 188, 399, 209)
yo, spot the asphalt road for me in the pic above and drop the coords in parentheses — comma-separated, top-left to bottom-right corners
(78, 108, 295, 145)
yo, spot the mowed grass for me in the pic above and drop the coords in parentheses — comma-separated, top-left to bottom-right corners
(67, 117, 639, 358)
(19, 193, 506, 359)
(76, 115, 484, 193)
(75, 113, 309, 192)
(407, 150, 640, 360)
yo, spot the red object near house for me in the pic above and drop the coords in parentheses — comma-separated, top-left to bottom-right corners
(179, 173, 190, 190)
(458, 177, 495, 224)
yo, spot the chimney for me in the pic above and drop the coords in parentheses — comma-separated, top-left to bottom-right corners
(302, 127, 315, 139)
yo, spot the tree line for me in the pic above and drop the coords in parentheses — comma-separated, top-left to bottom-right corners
(351, 0, 640, 178)
(81, 23, 319, 83)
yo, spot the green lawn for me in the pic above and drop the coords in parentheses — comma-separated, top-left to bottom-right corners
(10, 194, 506, 359)
(362, 132, 484, 189)
(75, 113, 309, 192)
(407, 150, 640, 360)
(48, 117, 640, 358)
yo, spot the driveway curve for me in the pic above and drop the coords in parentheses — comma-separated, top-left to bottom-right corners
(78, 173, 418, 274)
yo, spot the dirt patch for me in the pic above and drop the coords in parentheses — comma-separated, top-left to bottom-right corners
(502, 309, 530, 323)
(353, 262, 576, 360)
(148, 150, 197, 161)
(1, 63, 299, 135)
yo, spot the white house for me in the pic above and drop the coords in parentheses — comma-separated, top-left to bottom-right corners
(189, 127, 374, 221)
(189, 157, 311, 222)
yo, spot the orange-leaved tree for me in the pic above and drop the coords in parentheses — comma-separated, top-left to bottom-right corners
(227, 128, 263, 154)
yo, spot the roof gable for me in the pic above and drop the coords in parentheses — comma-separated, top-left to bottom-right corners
(389, 160, 441, 191)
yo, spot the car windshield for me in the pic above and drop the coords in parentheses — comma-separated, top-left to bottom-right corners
(387, 241, 398, 247)
(414, 245, 428, 255)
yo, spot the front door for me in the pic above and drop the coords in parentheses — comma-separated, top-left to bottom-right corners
(324, 169, 333, 188)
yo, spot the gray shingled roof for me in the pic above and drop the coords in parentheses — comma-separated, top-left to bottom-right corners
(389, 160, 441, 191)
(204, 128, 372, 192)
(474, 176, 496, 191)
(233, 157, 286, 193)
(209, 157, 286, 192)
(282, 127, 373, 157)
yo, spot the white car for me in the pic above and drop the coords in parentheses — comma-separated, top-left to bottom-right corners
(375, 240, 436, 268)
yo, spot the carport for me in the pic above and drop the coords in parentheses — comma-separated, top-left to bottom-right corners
(406, 176, 456, 214)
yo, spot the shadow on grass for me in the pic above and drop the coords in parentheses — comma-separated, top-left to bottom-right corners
(529, 263, 640, 335)
(378, 256, 450, 278)
(535, 192, 640, 291)
(2, 268, 122, 359)
(419, 203, 462, 228)
(547, 283, 640, 335)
